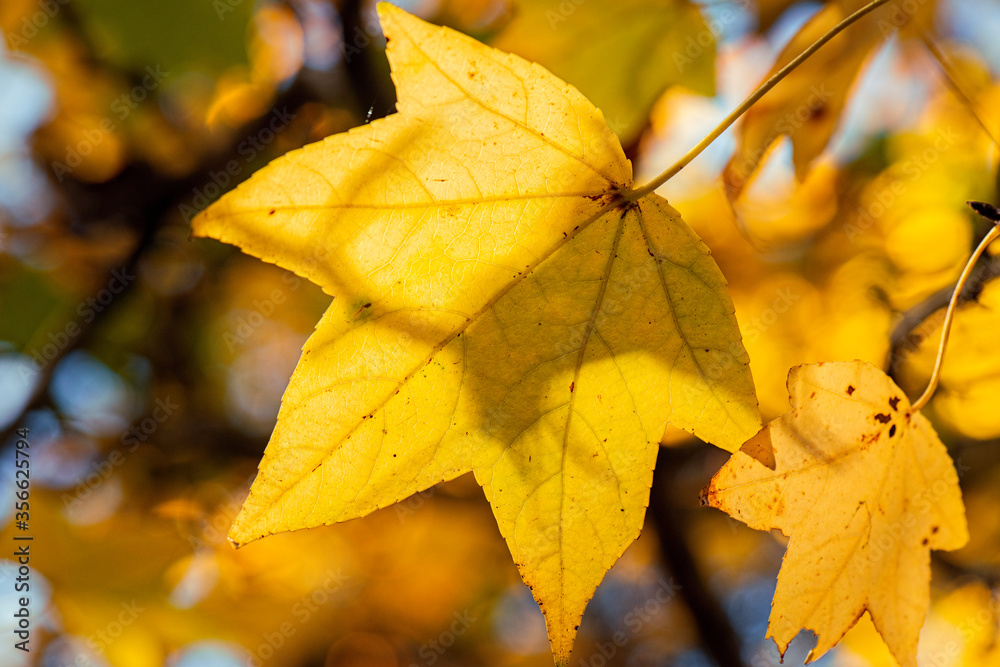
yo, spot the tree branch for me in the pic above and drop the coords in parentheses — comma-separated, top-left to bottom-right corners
(649, 446, 746, 667)
(1, 69, 319, 444)
(886, 251, 1000, 382)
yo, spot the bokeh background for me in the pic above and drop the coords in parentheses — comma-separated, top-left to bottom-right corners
(1, 0, 999, 665)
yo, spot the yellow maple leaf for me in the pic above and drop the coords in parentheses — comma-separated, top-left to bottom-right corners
(702, 360, 968, 667)
(192, 4, 760, 663)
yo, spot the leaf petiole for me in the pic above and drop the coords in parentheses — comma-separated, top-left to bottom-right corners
(910, 203, 1000, 411)
(628, 0, 890, 199)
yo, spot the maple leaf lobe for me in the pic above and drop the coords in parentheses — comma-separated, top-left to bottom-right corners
(703, 360, 968, 667)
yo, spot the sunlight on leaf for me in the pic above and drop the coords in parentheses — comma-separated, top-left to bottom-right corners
(192, 4, 759, 662)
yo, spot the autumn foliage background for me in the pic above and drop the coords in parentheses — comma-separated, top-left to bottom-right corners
(0, 0, 999, 666)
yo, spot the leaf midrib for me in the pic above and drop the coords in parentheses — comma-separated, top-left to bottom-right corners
(242, 193, 629, 527)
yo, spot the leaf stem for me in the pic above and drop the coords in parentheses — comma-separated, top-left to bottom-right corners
(910, 211, 1000, 411)
(629, 0, 890, 199)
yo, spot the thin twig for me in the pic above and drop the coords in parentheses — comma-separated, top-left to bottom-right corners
(911, 209, 1000, 411)
(886, 253, 1000, 381)
(650, 446, 746, 667)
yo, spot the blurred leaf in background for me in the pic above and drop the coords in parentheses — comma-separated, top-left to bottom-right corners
(0, 0, 999, 666)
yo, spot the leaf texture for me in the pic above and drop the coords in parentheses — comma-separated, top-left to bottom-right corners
(193, 4, 760, 662)
(703, 360, 968, 666)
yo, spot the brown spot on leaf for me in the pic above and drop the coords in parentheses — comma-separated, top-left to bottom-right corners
(861, 431, 881, 446)
(846, 385, 856, 395)
(932, 525, 939, 534)
(808, 103, 828, 122)
(874, 413, 891, 424)
(922, 538, 929, 545)
(889, 396, 900, 411)
(889, 424, 897, 438)
(569, 382, 575, 393)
